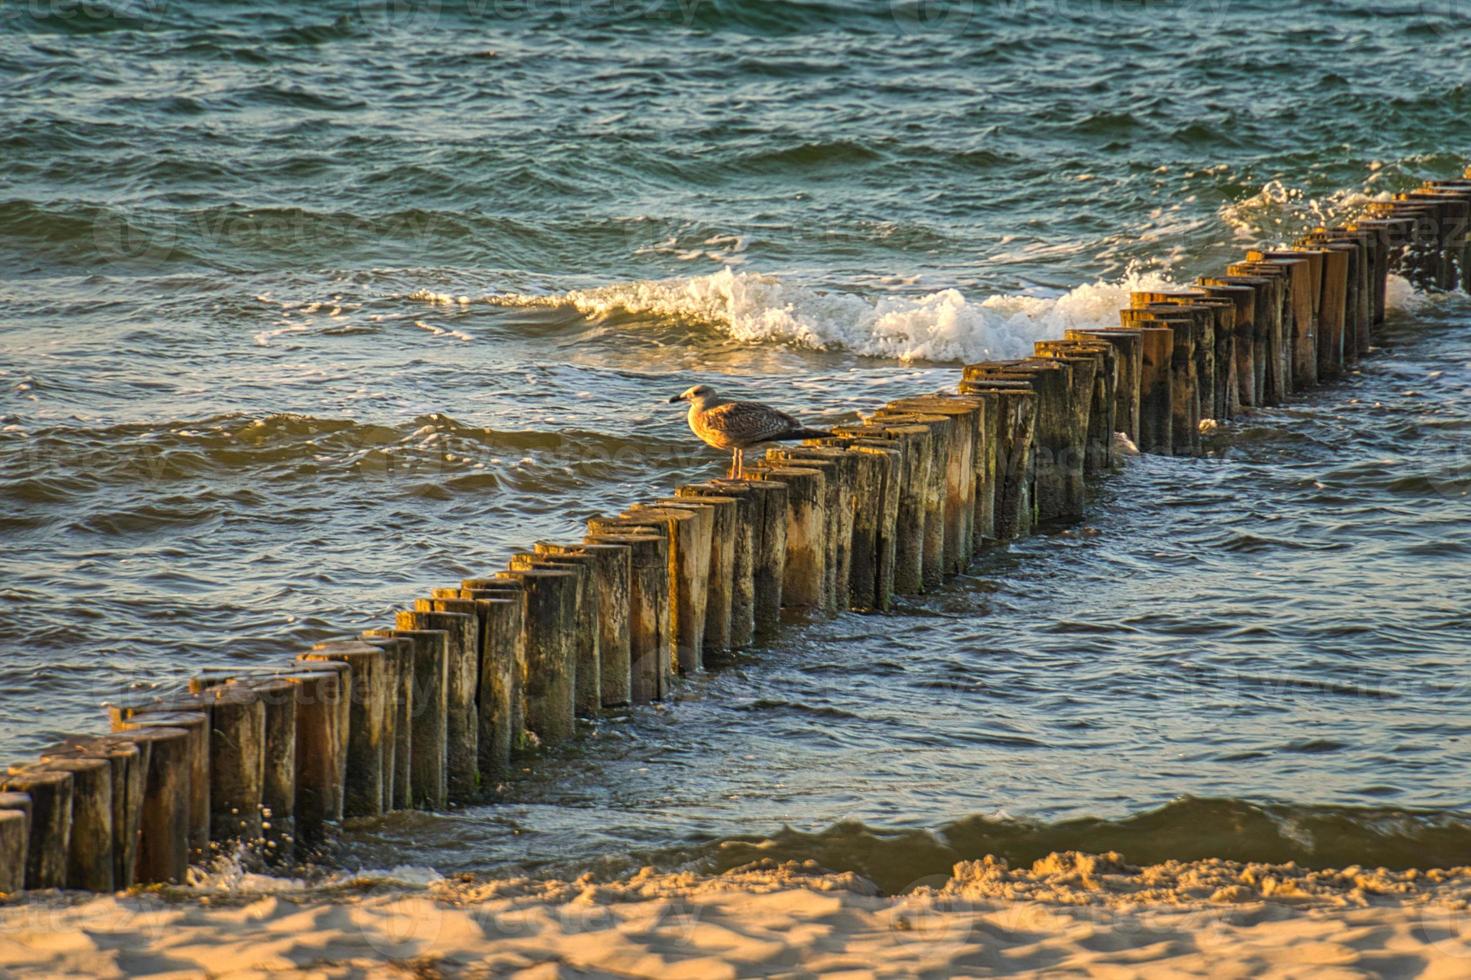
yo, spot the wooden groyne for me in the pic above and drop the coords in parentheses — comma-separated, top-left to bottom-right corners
(2, 180, 1467, 897)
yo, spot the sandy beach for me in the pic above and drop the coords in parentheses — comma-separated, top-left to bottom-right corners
(4, 853, 1470, 978)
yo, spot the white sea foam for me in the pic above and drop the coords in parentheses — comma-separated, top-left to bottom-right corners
(480, 266, 1181, 363)
(1385, 273, 1430, 314)
(1219, 180, 1392, 245)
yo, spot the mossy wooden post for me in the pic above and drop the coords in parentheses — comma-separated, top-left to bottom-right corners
(584, 527, 669, 701)
(202, 683, 266, 850)
(396, 610, 477, 798)
(506, 557, 598, 716)
(0, 806, 26, 895)
(241, 678, 296, 860)
(839, 422, 927, 593)
(951, 385, 1032, 540)
(712, 479, 788, 638)
(41, 735, 146, 889)
(1195, 282, 1256, 416)
(1249, 251, 1318, 390)
(112, 705, 210, 863)
(657, 495, 738, 657)
(36, 759, 111, 891)
(744, 465, 826, 611)
(624, 503, 711, 673)
(879, 400, 979, 567)
(1068, 328, 1141, 446)
(111, 726, 190, 885)
(1037, 340, 1110, 472)
(495, 568, 578, 745)
(765, 446, 852, 612)
(865, 412, 948, 584)
(680, 483, 755, 649)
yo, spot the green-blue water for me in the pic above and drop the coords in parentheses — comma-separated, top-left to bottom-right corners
(2, 0, 1470, 883)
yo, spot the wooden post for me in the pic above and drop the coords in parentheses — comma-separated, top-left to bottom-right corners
(110, 726, 190, 885)
(844, 442, 900, 608)
(679, 483, 756, 649)
(36, 759, 111, 891)
(656, 495, 738, 658)
(111, 705, 210, 863)
(744, 465, 826, 610)
(495, 569, 578, 745)
(540, 542, 632, 702)
(836, 422, 928, 593)
(1, 769, 72, 891)
(963, 360, 1076, 517)
(1132, 294, 1216, 431)
(462, 577, 529, 749)
(625, 503, 713, 673)
(1248, 251, 1319, 390)
(372, 629, 446, 807)
(952, 384, 1036, 540)
(1194, 281, 1257, 416)
(202, 683, 266, 850)
(0, 805, 26, 895)
(1037, 340, 1111, 472)
(301, 642, 386, 817)
(361, 632, 416, 808)
(507, 557, 598, 716)
(1224, 263, 1289, 404)
(712, 479, 789, 639)
(1201, 274, 1272, 408)
(765, 446, 854, 612)
(356, 635, 403, 811)
(879, 399, 980, 566)
(1352, 216, 1415, 321)
(583, 528, 670, 701)
(1068, 328, 1142, 446)
(41, 735, 145, 889)
(395, 611, 477, 798)
(863, 412, 949, 583)
(1105, 321, 1173, 453)
(432, 591, 521, 772)
(241, 678, 296, 861)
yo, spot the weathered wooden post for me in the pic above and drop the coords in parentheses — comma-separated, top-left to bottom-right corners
(834, 441, 900, 609)
(863, 411, 949, 582)
(1132, 295, 1215, 432)
(1245, 252, 1317, 391)
(0, 803, 26, 894)
(276, 668, 348, 841)
(580, 529, 668, 702)
(495, 568, 578, 745)
(679, 484, 756, 649)
(355, 635, 404, 811)
(624, 503, 712, 673)
(1, 769, 72, 890)
(364, 629, 438, 806)
(656, 494, 739, 657)
(711, 479, 789, 638)
(395, 610, 477, 798)
(202, 683, 266, 851)
(1225, 262, 1289, 403)
(504, 557, 599, 717)
(299, 641, 385, 816)
(879, 398, 980, 566)
(112, 705, 211, 863)
(1067, 328, 1142, 447)
(1202, 274, 1272, 408)
(40, 735, 145, 889)
(361, 631, 418, 808)
(765, 446, 852, 612)
(1037, 339, 1111, 471)
(838, 421, 928, 593)
(741, 464, 824, 610)
(1106, 320, 1173, 453)
(1194, 281, 1256, 416)
(31, 759, 110, 891)
(1352, 215, 1415, 321)
(965, 360, 1076, 516)
(111, 725, 191, 884)
(434, 594, 516, 773)
(540, 541, 633, 698)
(462, 576, 529, 747)
(953, 383, 1036, 539)
(240, 677, 297, 860)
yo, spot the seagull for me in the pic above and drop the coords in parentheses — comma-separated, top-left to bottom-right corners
(668, 383, 833, 478)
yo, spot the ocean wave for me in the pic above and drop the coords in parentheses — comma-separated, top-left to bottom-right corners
(475, 266, 1183, 364)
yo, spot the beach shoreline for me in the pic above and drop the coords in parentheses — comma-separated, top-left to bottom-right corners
(5, 853, 1470, 977)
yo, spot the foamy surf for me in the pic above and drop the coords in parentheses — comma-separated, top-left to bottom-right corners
(467, 266, 1186, 364)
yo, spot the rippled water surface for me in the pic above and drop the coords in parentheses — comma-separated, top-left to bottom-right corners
(2, 0, 1470, 880)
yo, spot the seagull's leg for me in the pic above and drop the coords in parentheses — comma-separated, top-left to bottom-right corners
(736, 447, 744, 478)
(728, 447, 740, 479)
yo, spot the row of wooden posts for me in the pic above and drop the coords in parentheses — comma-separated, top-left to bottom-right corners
(2, 178, 1468, 897)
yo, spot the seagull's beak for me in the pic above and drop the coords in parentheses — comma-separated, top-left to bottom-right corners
(667, 394, 683, 404)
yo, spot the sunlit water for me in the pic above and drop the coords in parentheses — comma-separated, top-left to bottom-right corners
(2, 0, 1470, 884)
